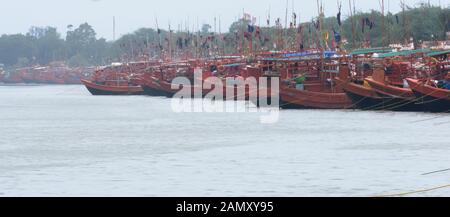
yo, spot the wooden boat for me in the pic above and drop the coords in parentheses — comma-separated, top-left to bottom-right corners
(139, 62, 198, 97)
(140, 75, 186, 97)
(280, 85, 353, 109)
(406, 78, 449, 112)
(82, 63, 145, 95)
(81, 79, 143, 95)
(278, 57, 354, 109)
(0, 71, 23, 84)
(364, 66, 423, 111)
(337, 57, 424, 111)
(139, 62, 278, 107)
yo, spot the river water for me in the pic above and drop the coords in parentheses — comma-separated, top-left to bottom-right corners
(0, 85, 449, 196)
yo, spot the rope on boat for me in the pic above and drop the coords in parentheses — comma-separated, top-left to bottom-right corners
(411, 109, 450, 123)
(422, 168, 450, 176)
(387, 89, 449, 112)
(374, 184, 450, 197)
(379, 89, 439, 111)
(351, 84, 419, 111)
(358, 84, 448, 112)
(204, 74, 449, 111)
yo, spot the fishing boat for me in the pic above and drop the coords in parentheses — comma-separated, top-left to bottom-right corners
(363, 59, 423, 111)
(81, 79, 143, 95)
(337, 49, 432, 111)
(140, 75, 184, 97)
(280, 84, 353, 109)
(139, 61, 198, 97)
(406, 77, 449, 112)
(0, 71, 23, 84)
(278, 53, 354, 109)
(82, 63, 145, 95)
(0, 69, 4, 83)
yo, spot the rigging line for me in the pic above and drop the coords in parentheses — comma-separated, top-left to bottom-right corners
(358, 82, 443, 111)
(385, 90, 448, 111)
(422, 168, 450, 176)
(374, 184, 450, 197)
(434, 121, 450, 126)
(410, 111, 450, 123)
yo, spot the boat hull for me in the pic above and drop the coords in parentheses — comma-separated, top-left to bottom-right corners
(406, 79, 450, 113)
(280, 86, 354, 109)
(81, 79, 144, 95)
(337, 78, 421, 111)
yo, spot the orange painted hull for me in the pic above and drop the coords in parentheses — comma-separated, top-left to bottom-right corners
(280, 85, 354, 109)
(406, 78, 449, 112)
(365, 77, 415, 98)
(81, 79, 143, 95)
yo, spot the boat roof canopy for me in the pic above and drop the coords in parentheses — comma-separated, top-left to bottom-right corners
(282, 51, 336, 58)
(426, 50, 450, 57)
(377, 49, 432, 58)
(223, 63, 244, 67)
(350, 47, 391, 55)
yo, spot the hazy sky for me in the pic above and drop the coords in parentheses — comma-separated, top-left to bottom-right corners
(0, 0, 447, 40)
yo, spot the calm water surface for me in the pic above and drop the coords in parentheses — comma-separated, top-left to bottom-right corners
(0, 85, 449, 196)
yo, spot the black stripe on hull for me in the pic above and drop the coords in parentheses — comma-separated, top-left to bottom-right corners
(279, 100, 309, 109)
(345, 91, 422, 112)
(412, 90, 450, 113)
(85, 86, 143, 96)
(141, 85, 174, 98)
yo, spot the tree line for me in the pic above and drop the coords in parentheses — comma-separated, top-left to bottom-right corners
(0, 5, 448, 68)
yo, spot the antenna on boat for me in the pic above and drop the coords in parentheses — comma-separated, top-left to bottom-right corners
(112, 16, 116, 41)
(214, 16, 217, 57)
(219, 15, 223, 56)
(348, 0, 356, 49)
(401, 0, 409, 45)
(168, 21, 172, 61)
(285, 0, 289, 50)
(196, 16, 199, 58)
(380, 0, 386, 48)
(155, 17, 162, 58)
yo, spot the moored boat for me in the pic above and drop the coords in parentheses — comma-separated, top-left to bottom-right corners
(406, 78, 450, 112)
(81, 79, 143, 95)
(81, 62, 146, 95)
(278, 56, 354, 109)
(280, 85, 353, 109)
(364, 65, 423, 111)
(337, 56, 424, 111)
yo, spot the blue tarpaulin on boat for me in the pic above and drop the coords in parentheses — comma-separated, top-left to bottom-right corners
(282, 51, 336, 58)
(444, 81, 450, 90)
(223, 63, 244, 67)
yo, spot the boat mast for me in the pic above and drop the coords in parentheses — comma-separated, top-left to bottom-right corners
(285, 0, 289, 51)
(348, 0, 356, 49)
(155, 17, 162, 59)
(112, 16, 116, 41)
(381, 0, 386, 48)
(168, 22, 172, 61)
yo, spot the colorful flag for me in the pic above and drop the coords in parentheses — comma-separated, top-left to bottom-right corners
(244, 13, 252, 21)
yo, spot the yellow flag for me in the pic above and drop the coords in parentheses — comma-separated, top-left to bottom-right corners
(323, 32, 329, 41)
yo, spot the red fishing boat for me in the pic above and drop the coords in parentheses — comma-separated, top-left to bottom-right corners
(140, 74, 188, 97)
(139, 61, 197, 97)
(406, 78, 450, 112)
(139, 59, 277, 106)
(0, 69, 5, 83)
(337, 53, 427, 111)
(82, 63, 146, 95)
(0, 71, 23, 84)
(277, 55, 353, 109)
(363, 61, 423, 111)
(81, 79, 143, 95)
